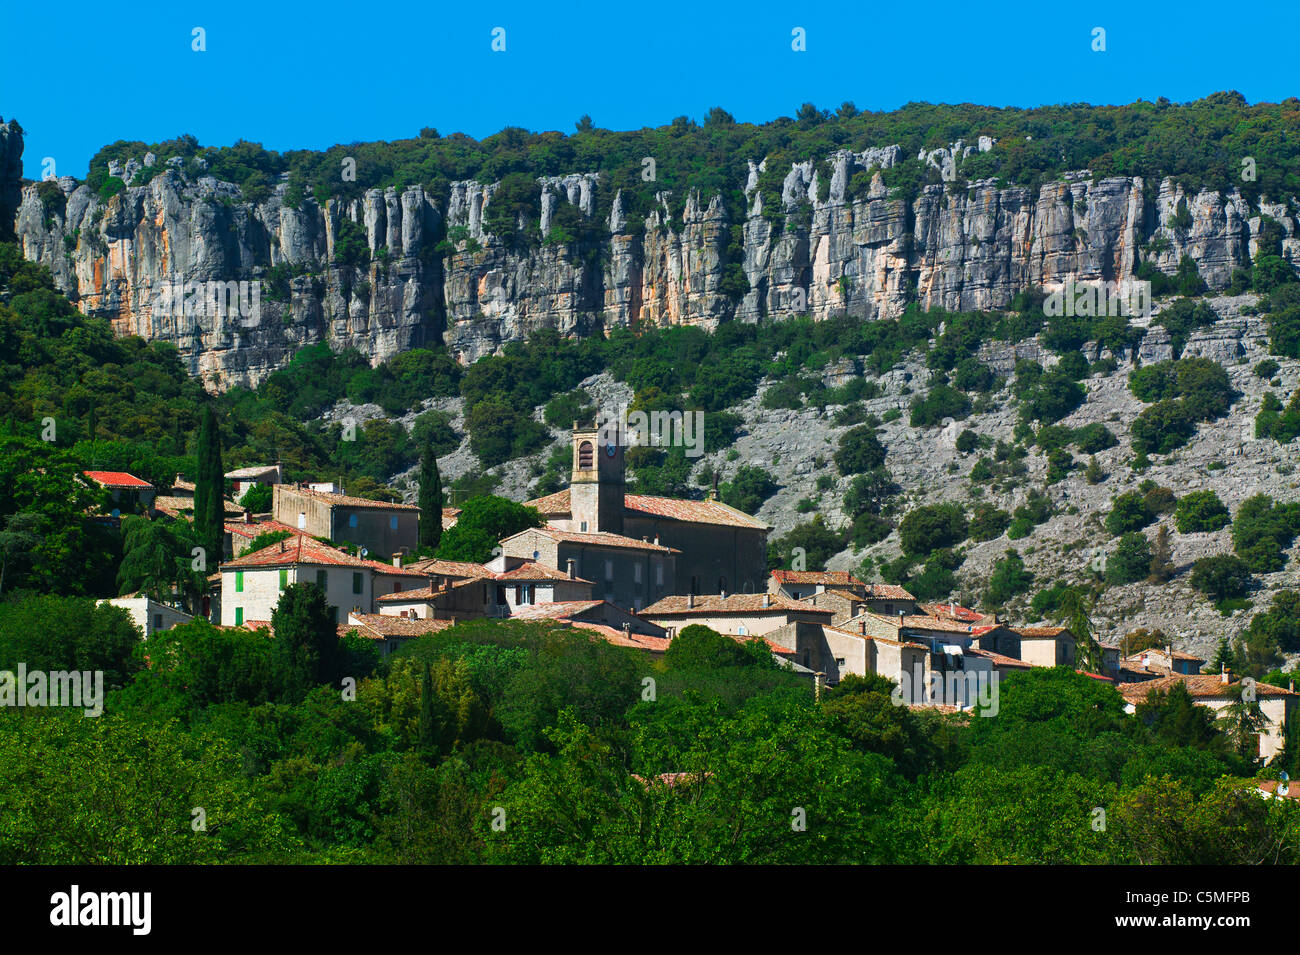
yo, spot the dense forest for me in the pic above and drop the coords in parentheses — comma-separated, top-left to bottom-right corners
(1, 597, 1298, 865)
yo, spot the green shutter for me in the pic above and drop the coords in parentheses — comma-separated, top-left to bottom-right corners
(316, 570, 327, 590)
(279, 568, 288, 590)
(235, 571, 244, 593)
(353, 572, 363, 594)
(235, 607, 243, 626)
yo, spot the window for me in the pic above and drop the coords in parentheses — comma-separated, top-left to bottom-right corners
(580, 521, 588, 532)
(389, 516, 398, 530)
(297, 512, 306, 529)
(604, 560, 614, 580)
(578, 441, 593, 469)
(655, 561, 663, 586)
(235, 607, 243, 626)
(279, 569, 288, 590)
(738, 625, 748, 636)
(835, 658, 846, 668)
(349, 514, 358, 528)
(153, 613, 163, 630)
(495, 585, 505, 604)
(235, 571, 244, 593)
(316, 570, 327, 590)
(352, 572, 363, 595)
(634, 563, 642, 584)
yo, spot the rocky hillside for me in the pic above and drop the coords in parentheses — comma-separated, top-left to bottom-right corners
(314, 290, 1296, 662)
(8, 119, 1300, 389)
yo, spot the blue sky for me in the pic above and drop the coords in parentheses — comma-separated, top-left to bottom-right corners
(4, 0, 1296, 180)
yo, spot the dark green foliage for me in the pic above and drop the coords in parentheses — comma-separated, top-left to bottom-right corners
(663, 624, 774, 671)
(1232, 494, 1300, 573)
(1174, 490, 1231, 533)
(435, 496, 543, 564)
(0, 596, 142, 689)
(899, 503, 967, 557)
(955, 429, 979, 454)
(767, 515, 845, 572)
(1128, 357, 1235, 454)
(1013, 364, 1085, 425)
(833, 425, 886, 475)
(1105, 492, 1156, 536)
(418, 438, 443, 553)
(719, 466, 777, 515)
(1245, 591, 1300, 654)
(969, 503, 1011, 542)
(985, 550, 1034, 607)
(193, 405, 225, 565)
(1106, 532, 1153, 585)
(910, 384, 971, 428)
(1189, 555, 1254, 603)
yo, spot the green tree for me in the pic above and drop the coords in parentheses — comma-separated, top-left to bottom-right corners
(436, 496, 543, 563)
(193, 404, 226, 565)
(418, 437, 444, 554)
(1174, 490, 1230, 533)
(271, 582, 342, 699)
(1106, 532, 1153, 585)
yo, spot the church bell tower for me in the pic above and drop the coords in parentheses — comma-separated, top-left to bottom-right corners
(570, 421, 624, 535)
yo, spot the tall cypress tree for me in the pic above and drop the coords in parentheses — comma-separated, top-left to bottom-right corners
(193, 404, 225, 566)
(418, 437, 443, 555)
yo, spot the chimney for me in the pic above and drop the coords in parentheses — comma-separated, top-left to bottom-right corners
(859, 620, 866, 635)
(243, 508, 252, 523)
(392, 555, 402, 567)
(1221, 663, 1230, 685)
(762, 593, 771, 608)
(653, 534, 660, 547)
(721, 585, 727, 598)
(279, 539, 286, 553)
(623, 622, 631, 639)
(566, 558, 576, 579)
(687, 593, 694, 609)
(898, 609, 905, 624)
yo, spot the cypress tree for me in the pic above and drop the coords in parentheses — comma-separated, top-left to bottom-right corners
(193, 404, 225, 566)
(418, 438, 443, 555)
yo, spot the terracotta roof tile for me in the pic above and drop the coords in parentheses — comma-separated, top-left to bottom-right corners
(404, 558, 493, 579)
(642, 593, 832, 616)
(340, 614, 458, 640)
(280, 485, 419, 510)
(506, 527, 680, 554)
(771, 569, 867, 588)
(83, 470, 153, 489)
(1119, 673, 1298, 702)
(495, 561, 594, 584)
(523, 488, 770, 530)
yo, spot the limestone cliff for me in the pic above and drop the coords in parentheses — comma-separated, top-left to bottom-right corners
(8, 122, 1299, 389)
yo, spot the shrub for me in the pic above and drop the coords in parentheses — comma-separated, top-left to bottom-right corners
(1174, 490, 1231, 533)
(833, 425, 887, 475)
(910, 384, 971, 428)
(1106, 532, 1153, 585)
(899, 503, 968, 557)
(720, 466, 778, 515)
(969, 503, 1011, 542)
(1074, 423, 1118, 454)
(1189, 555, 1254, 602)
(1232, 494, 1300, 573)
(985, 550, 1034, 607)
(1106, 492, 1156, 536)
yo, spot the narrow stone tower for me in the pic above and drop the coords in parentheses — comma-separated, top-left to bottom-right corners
(569, 421, 624, 535)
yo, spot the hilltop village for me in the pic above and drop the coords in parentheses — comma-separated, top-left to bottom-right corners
(89, 424, 1298, 765)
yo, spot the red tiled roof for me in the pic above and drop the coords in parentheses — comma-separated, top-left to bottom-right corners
(376, 579, 480, 602)
(822, 623, 927, 649)
(864, 583, 916, 601)
(279, 485, 419, 510)
(404, 558, 493, 579)
(83, 470, 153, 489)
(1118, 673, 1298, 703)
(771, 569, 866, 588)
(523, 488, 770, 530)
(623, 493, 770, 530)
(495, 560, 594, 584)
(221, 533, 424, 573)
(1257, 780, 1300, 800)
(1014, 626, 1069, 638)
(918, 602, 986, 623)
(642, 593, 832, 616)
(340, 614, 458, 640)
(853, 610, 979, 634)
(505, 526, 680, 554)
(225, 520, 300, 539)
(506, 600, 607, 621)
(966, 647, 1033, 669)
(566, 620, 670, 651)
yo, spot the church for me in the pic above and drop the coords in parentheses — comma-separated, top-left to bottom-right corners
(522, 425, 772, 606)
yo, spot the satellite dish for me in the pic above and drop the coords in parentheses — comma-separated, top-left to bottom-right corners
(360, 547, 369, 558)
(1280, 772, 1290, 797)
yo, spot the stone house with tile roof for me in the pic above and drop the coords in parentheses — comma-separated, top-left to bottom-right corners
(640, 591, 832, 639)
(524, 428, 770, 598)
(273, 484, 420, 559)
(219, 533, 428, 627)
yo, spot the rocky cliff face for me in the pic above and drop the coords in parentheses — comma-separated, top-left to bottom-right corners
(9, 123, 1300, 389)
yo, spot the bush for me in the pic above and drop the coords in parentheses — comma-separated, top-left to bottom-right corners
(1015, 366, 1085, 425)
(955, 429, 979, 454)
(1253, 359, 1280, 379)
(720, 466, 778, 514)
(969, 503, 1011, 542)
(1106, 532, 1153, 585)
(899, 503, 968, 557)
(910, 384, 971, 428)
(834, 425, 887, 475)
(1189, 555, 1254, 602)
(1074, 423, 1117, 454)
(1232, 494, 1300, 573)
(1106, 492, 1156, 536)
(985, 550, 1035, 606)
(1174, 490, 1231, 533)
(543, 390, 594, 429)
